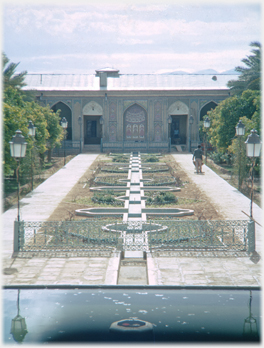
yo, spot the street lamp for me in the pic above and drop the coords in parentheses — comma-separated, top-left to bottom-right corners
(189, 114, 194, 152)
(99, 116, 104, 152)
(235, 120, 245, 191)
(61, 117, 68, 165)
(168, 115, 172, 152)
(28, 121, 36, 191)
(9, 130, 27, 221)
(203, 116, 210, 164)
(78, 115, 83, 154)
(10, 290, 28, 343)
(243, 290, 258, 339)
(245, 129, 261, 219)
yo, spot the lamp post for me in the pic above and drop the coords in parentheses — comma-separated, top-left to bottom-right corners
(9, 130, 27, 222)
(10, 290, 28, 343)
(78, 115, 83, 154)
(28, 121, 36, 191)
(61, 117, 68, 165)
(243, 290, 258, 339)
(245, 129, 261, 219)
(235, 120, 245, 191)
(100, 116, 104, 153)
(203, 116, 210, 164)
(189, 115, 194, 152)
(168, 115, 172, 152)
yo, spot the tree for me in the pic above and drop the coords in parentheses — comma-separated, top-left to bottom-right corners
(3, 86, 63, 176)
(3, 87, 48, 176)
(2, 52, 27, 90)
(34, 104, 63, 162)
(227, 42, 261, 95)
(206, 90, 260, 154)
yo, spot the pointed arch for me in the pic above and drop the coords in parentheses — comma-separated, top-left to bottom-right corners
(124, 103, 147, 141)
(200, 101, 218, 121)
(51, 101, 72, 140)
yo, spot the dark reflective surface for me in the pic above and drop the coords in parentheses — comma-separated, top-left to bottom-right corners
(3, 286, 261, 343)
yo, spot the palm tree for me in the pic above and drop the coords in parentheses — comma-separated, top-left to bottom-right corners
(3, 52, 27, 90)
(227, 42, 261, 95)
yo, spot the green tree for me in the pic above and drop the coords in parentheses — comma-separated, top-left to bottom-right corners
(206, 90, 260, 154)
(36, 105, 63, 162)
(4, 86, 64, 176)
(3, 87, 49, 176)
(227, 42, 261, 95)
(229, 134, 248, 189)
(2, 52, 27, 90)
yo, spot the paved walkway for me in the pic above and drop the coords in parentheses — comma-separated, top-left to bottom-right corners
(2, 153, 262, 287)
(2, 155, 119, 285)
(147, 154, 262, 287)
(172, 154, 262, 252)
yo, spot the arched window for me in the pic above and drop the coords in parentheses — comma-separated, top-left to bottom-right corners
(124, 104, 147, 141)
(52, 102, 72, 140)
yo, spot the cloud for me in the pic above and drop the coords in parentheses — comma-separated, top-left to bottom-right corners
(5, 5, 259, 47)
(3, 3, 261, 74)
(21, 47, 253, 74)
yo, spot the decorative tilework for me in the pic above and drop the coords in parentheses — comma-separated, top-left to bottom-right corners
(124, 104, 147, 141)
(154, 123, 162, 142)
(109, 102, 117, 121)
(154, 101, 162, 121)
(109, 123, 117, 142)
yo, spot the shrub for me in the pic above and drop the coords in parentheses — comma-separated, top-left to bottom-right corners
(112, 155, 128, 162)
(145, 156, 159, 162)
(163, 192, 177, 202)
(209, 152, 232, 165)
(147, 197, 153, 204)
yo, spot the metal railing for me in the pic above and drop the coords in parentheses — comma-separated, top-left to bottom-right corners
(14, 219, 253, 255)
(14, 220, 120, 253)
(147, 219, 249, 252)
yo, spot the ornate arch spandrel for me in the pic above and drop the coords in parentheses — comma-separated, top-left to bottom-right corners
(168, 101, 189, 115)
(83, 101, 103, 115)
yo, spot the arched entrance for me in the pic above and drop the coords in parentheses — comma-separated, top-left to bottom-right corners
(51, 102, 72, 140)
(82, 101, 103, 144)
(200, 101, 218, 121)
(168, 101, 189, 145)
(124, 104, 147, 142)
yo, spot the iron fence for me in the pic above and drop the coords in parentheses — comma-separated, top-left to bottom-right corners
(14, 219, 251, 255)
(147, 219, 249, 252)
(15, 220, 120, 253)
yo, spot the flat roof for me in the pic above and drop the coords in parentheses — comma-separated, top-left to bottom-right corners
(23, 73, 236, 91)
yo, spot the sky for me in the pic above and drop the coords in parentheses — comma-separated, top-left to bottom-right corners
(2, 0, 262, 75)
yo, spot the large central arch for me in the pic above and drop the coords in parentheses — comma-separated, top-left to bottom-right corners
(123, 103, 147, 142)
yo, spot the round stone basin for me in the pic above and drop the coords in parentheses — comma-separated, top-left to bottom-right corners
(90, 186, 128, 191)
(143, 208, 194, 217)
(116, 196, 147, 201)
(143, 186, 181, 192)
(102, 222, 168, 234)
(75, 208, 127, 217)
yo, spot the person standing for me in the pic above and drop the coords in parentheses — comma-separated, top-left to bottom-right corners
(192, 145, 203, 174)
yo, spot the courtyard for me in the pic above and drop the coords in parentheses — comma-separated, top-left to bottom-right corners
(2, 152, 262, 287)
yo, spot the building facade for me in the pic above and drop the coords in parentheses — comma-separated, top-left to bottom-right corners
(24, 68, 236, 153)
